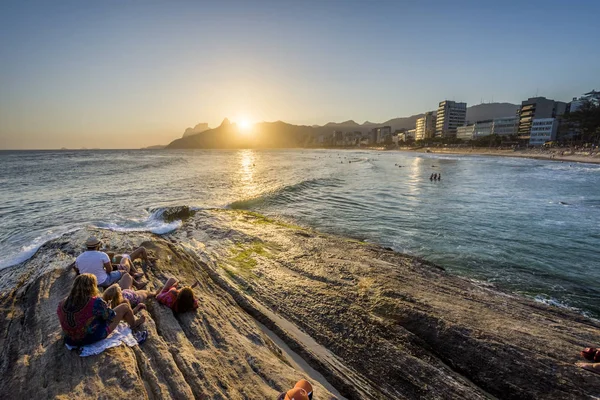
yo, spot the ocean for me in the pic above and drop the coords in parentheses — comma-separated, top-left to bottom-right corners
(2, 149, 600, 316)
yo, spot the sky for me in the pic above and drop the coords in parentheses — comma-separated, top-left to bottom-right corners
(1, 0, 599, 149)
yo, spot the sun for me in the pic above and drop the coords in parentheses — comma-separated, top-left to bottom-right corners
(238, 119, 252, 132)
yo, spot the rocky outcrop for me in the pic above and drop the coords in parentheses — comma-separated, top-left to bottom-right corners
(1, 209, 600, 399)
(0, 226, 337, 399)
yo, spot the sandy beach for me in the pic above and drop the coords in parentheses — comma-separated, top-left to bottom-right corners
(404, 146, 600, 165)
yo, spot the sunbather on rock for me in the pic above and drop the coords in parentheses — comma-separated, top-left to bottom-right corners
(111, 246, 154, 278)
(155, 277, 200, 313)
(102, 279, 154, 313)
(57, 274, 145, 347)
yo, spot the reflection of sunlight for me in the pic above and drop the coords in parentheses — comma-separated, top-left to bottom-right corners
(408, 156, 423, 195)
(238, 149, 258, 197)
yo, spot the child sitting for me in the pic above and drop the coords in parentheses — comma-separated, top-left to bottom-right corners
(155, 277, 200, 313)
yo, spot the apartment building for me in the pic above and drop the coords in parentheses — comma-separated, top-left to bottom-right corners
(529, 118, 558, 146)
(435, 101, 467, 138)
(415, 112, 436, 140)
(517, 97, 567, 140)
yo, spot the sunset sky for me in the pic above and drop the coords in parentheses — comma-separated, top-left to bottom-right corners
(1, 0, 599, 149)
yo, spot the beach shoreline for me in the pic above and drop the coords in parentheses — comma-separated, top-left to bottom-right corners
(396, 146, 600, 165)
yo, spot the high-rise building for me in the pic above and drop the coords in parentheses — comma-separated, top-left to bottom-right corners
(435, 101, 467, 137)
(517, 97, 567, 140)
(415, 112, 436, 141)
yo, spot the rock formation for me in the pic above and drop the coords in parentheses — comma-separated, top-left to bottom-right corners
(183, 123, 210, 138)
(1, 209, 600, 399)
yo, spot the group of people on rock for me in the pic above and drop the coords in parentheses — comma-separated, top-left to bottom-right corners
(57, 236, 199, 347)
(57, 236, 320, 399)
(429, 173, 441, 181)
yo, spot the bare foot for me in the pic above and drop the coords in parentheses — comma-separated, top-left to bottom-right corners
(577, 362, 600, 375)
(132, 315, 146, 330)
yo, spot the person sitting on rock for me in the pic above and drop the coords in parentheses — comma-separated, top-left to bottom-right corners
(111, 246, 155, 277)
(155, 277, 200, 313)
(102, 277, 154, 312)
(277, 379, 313, 400)
(57, 274, 145, 347)
(75, 236, 146, 289)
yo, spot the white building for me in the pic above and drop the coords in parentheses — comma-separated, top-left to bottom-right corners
(435, 100, 467, 137)
(457, 116, 519, 141)
(529, 118, 558, 146)
(474, 120, 494, 138)
(456, 124, 475, 140)
(570, 90, 600, 112)
(415, 112, 435, 140)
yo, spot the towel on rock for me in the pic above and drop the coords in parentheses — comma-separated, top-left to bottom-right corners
(65, 323, 138, 357)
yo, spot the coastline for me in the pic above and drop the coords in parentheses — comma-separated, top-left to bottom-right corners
(400, 147, 600, 165)
(2, 208, 600, 399)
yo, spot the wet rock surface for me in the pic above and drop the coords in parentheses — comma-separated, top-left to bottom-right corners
(169, 209, 600, 400)
(1, 209, 600, 399)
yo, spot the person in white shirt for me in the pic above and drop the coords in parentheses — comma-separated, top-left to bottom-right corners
(75, 236, 128, 288)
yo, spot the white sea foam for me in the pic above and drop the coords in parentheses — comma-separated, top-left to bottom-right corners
(94, 207, 184, 235)
(96, 220, 182, 235)
(0, 228, 80, 269)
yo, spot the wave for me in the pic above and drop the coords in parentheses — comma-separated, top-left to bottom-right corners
(228, 177, 344, 210)
(0, 227, 80, 270)
(533, 294, 598, 320)
(94, 206, 201, 235)
(0, 205, 197, 270)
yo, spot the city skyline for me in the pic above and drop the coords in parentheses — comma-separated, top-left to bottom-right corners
(1, 0, 599, 149)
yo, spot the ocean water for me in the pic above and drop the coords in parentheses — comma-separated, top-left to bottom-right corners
(2, 149, 600, 316)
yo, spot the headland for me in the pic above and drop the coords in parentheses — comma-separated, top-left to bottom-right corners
(1, 208, 599, 399)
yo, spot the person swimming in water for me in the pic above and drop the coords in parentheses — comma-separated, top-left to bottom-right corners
(430, 173, 434, 181)
(437, 173, 441, 181)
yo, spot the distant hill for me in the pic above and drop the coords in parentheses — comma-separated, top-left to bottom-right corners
(166, 119, 315, 149)
(380, 114, 429, 131)
(324, 120, 361, 128)
(182, 122, 211, 138)
(465, 103, 519, 123)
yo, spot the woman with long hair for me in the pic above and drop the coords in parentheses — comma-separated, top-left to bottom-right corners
(57, 273, 145, 346)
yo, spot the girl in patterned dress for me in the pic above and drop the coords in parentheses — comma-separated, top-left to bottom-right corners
(57, 274, 145, 346)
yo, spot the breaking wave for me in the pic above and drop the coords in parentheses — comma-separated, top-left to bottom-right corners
(228, 177, 344, 210)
